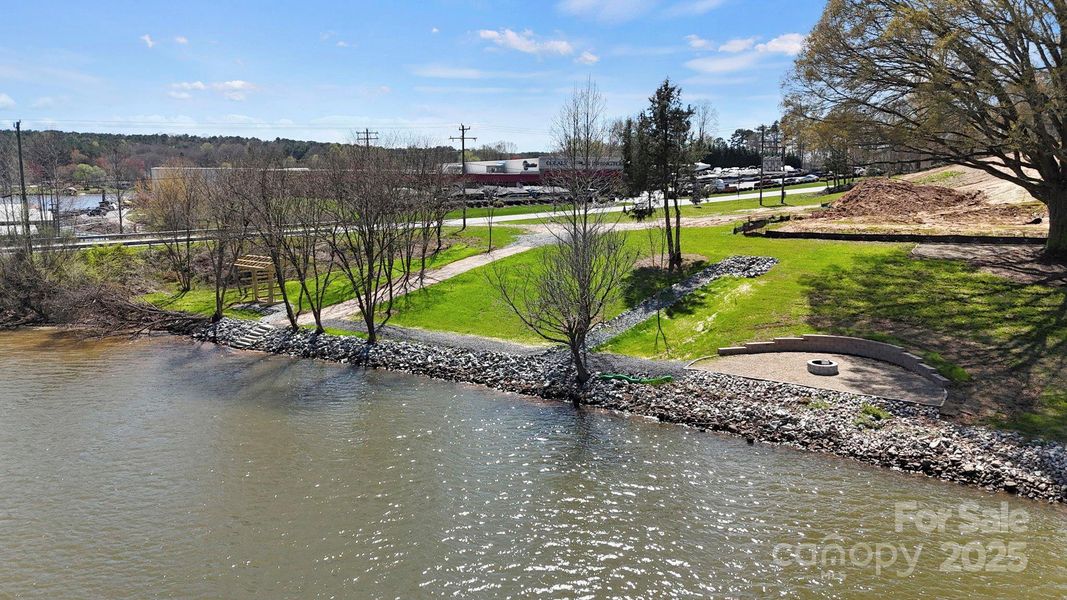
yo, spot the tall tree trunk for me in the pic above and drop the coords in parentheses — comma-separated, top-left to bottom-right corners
(671, 197, 682, 271)
(570, 342, 590, 390)
(1047, 194, 1067, 259)
(364, 310, 377, 344)
(661, 188, 675, 272)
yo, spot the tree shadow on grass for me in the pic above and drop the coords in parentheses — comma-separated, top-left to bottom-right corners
(620, 260, 709, 310)
(800, 252, 1067, 439)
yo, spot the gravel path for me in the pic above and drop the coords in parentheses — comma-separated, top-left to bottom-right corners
(274, 237, 553, 327)
(319, 318, 547, 356)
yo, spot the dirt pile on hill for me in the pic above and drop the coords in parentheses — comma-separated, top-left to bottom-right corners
(813, 178, 985, 220)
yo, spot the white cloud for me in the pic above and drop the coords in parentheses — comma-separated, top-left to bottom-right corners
(0, 93, 14, 110)
(558, 0, 723, 22)
(756, 33, 806, 55)
(431, 27, 440, 34)
(411, 65, 485, 79)
(608, 44, 683, 57)
(140, 34, 155, 48)
(174, 35, 188, 45)
(685, 34, 713, 49)
(477, 29, 574, 56)
(575, 51, 600, 65)
(213, 80, 257, 101)
(557, 0, 654, 24)
(411, 64, 551, 80)
(168, 80, 257, 101)
(685, 53, 760, 74)
(718, 37, 756, 53)
(413, 85, 515, 95)
(336, 40, 351, 47)
(665, 0, 724, 16)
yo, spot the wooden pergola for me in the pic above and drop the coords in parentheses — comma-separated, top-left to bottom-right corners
(235, 255, 276, 304)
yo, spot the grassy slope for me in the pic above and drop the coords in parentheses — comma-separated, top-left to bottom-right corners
(443, 203, 591, 220)
(387, 222, 1066, 439)
(507, 191, 844, 226)
(603, 228, 1067, 440)
(386, 233, 699, 344)
(388, 224, 890, 347)
(144, 226, 523, 320)
(601, 226, 901, 358)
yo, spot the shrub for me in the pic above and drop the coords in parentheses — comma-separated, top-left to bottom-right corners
(855, 403, 893, 429)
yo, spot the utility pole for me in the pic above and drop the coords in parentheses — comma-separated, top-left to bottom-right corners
(449, 124, 476, 230)
(780, 137, 787, 206)
(758, 125, 765, 207)
(14, 121, 31, 254)
(355, 128, 379, 148)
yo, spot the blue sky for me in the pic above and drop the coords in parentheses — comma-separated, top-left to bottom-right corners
(0, 0, 824, 150)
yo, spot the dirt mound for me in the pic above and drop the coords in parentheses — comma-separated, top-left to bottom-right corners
(815, 178, 985, 220)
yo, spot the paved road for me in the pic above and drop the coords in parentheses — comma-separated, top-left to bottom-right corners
(286, 234, 552, 326)
(445, 186, 825, 227)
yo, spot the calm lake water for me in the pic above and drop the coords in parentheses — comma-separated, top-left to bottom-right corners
(1, 330, 1065, 598)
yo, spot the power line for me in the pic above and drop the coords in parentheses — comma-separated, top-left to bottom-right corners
(354, 128, 379, 148)
(4, 119, 548, 135)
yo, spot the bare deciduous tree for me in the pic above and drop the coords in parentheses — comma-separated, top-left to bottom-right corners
(323, 145, 404, 343)
(492, 80, 634, 392)
(140, 160, 201, 292)
(202, 169, 251, 323)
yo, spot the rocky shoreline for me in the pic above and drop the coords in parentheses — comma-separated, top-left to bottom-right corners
(193, 317, 1067, 504)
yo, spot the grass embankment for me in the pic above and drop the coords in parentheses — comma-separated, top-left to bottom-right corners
(387, 225, 888, 346)
(506, 192, 836, 226)
(386, 233, 702, 344)
(603, 231, 1066, 440)
(600, 228, 901, 358)
(387, 223, 1066, 440)
(144, 226, 523, 320)
(444, 202, 589, 220)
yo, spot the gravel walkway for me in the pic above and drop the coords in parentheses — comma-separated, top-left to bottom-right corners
(319, 318, 547, 356)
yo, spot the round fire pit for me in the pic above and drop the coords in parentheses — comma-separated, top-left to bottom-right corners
(806, 359, 839, 376)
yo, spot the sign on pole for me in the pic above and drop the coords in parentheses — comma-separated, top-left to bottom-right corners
(761, 156, 784, 173)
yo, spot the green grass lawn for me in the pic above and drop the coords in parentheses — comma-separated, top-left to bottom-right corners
(704, 179, 829, 197)
(600, 227, 903, 358)
(602, 229, 1067, 440)
(385, 221, 1067, 439)
(674, 192, 835, 218)
(386, 233, 700, 344)
(144, 226, 523, 320)
(445, 202, 578, 220)
(388, 225, 894, 348)
(505, 192, 838, 226)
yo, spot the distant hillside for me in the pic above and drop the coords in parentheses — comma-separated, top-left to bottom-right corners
(0, 129, 391, 176)
(0, 129, 546, 189)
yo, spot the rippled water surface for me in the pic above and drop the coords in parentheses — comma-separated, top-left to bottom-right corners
(1, 330, 1065, 598)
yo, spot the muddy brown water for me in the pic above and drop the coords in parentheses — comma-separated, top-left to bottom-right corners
(1, 330, 1065, 598)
